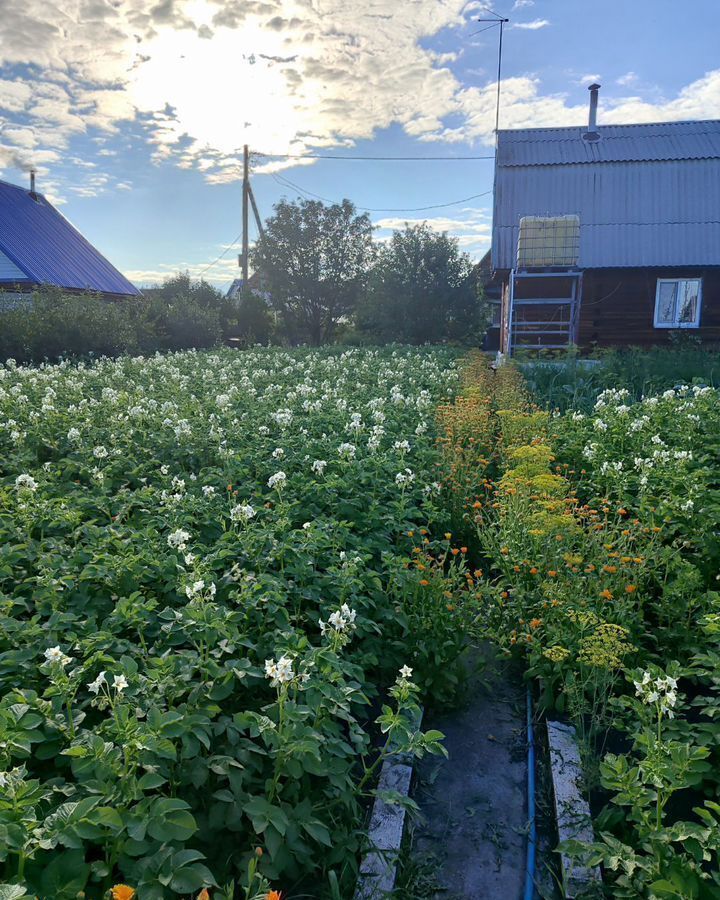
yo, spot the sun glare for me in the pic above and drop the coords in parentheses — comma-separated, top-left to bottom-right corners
(130, 13, 317, 158)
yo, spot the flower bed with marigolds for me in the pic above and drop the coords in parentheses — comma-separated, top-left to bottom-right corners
(439, 357, 720, 898)
(0, 347, 466, 900)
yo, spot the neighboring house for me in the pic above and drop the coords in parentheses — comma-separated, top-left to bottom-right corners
(226, 270, 271, 302)
(491, 85, 720, 353)
(0, 176, 140, 300)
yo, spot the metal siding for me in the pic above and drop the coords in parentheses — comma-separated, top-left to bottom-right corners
(0, 180, 140, 296)
(0, 247, 28, 280)
(493, 157, 720, 269)
(498, 120, 720, 167)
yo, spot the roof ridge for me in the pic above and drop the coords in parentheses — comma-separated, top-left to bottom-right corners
(498, 118, 720, 136)
(0, 177, 43, 195)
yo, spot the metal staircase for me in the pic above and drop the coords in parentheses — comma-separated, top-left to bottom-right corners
(506, 269, 583, 354)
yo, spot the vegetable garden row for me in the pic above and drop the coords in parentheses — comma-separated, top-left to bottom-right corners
(2, 345, 720, 899)
(443, 355, 720, 899)
(0, 348, 458, 900)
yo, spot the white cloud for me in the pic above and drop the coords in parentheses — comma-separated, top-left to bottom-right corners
(577, 73, 602, 85)
(512, 0, 535, 8)
(374, 209, 491, 258)
(510, 18, 550, 30)
(0, 0, 477, 185)
(0, 0, 719, 196)
(126, 254, 241, 287)
(617, 71, 638, 86)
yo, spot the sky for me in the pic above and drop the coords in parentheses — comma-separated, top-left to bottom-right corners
(1, 0, 720, 291)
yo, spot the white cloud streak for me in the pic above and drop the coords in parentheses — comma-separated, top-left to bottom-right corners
(510, 18, 550, 30)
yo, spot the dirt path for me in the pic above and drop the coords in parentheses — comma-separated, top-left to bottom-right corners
(407, 646, 530, 899)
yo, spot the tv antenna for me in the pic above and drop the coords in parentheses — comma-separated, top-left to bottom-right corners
(472, 9, 510, 138)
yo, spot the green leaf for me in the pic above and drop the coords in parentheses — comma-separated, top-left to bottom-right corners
(147, 799, 198, 842)
(138, 772, 167, 790)
(169, 863, 217, 893)
(39, 850, 89, 899)
(302, 819, 333, 847)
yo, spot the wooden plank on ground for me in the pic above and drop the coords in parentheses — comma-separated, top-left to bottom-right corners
(546, 720, 603, 898)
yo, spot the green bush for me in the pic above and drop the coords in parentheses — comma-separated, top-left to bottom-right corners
(521, 341, 720, 412)
(0, 278, 230, 363)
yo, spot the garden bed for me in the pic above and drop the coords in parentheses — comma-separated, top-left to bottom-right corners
(0, 347, 461, 899)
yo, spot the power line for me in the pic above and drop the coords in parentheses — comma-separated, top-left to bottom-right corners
(258, 151, 495, 161)
(198, 233, 242, 276)
(271, 172, 493, 213)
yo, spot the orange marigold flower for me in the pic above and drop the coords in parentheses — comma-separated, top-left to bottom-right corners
(529, 618, 542, 629)
(197, 891, 211, 900)
(474, 569, 483, 578)
(618, 508, 627, 516)
(451, 548, 460, 556)
(548, 570, 557, 577)
(112, 887, 136, 900)
(652, 526, 662, 533)
(461, 546, 468, 554)
(266, 892, 283, 900)
(625, 584, 637, 593)
(419, 579, 430, 586)
(600, 589, 614, 600)
(603, 565, 618, 574)
(529, 567, 539, 575)
(501, 590, 509, 599)
(473, 501, 482, 509)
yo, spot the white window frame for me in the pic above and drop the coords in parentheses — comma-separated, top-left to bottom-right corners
(654, 278, 702, 329)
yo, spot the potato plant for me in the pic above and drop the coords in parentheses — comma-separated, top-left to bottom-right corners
(0, 347, 460, 899)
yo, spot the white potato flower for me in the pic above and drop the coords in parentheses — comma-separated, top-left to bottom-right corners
(44, 646, 72, 667)
(15, 474, 38, 492)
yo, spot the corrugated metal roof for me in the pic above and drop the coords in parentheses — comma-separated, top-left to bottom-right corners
(0, 179, 140, 296)
(492, 120, 720, 269)
(497, 120, 720, 166)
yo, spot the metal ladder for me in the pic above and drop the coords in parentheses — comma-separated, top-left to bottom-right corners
(507, 269, 583, 354)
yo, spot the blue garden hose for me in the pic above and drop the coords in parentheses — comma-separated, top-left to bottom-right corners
(524, 683, 537, 900)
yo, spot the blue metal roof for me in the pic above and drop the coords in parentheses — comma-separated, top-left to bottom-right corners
(0, 179, 140, 296)
(492, 119, 720, 269)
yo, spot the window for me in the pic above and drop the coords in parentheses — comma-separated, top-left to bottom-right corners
(654, 278, 702, 328)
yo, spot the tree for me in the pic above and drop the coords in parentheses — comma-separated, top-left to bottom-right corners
(235, 289, 274, 344)
(251, 198, 373, 345)
(357, 224, 481, 344)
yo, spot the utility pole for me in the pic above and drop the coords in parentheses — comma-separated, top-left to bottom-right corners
(241, 144, 249, 285)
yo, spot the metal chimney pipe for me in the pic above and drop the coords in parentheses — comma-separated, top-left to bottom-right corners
(583, 83, 601, 141)
(29, 168, 37, 199)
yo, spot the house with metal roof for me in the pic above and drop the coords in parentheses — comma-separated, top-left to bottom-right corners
(491, 85, 720, 353)
(0, 175, 140, 299)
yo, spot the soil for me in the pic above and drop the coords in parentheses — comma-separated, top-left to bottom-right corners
(407, 645, 532, 899)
